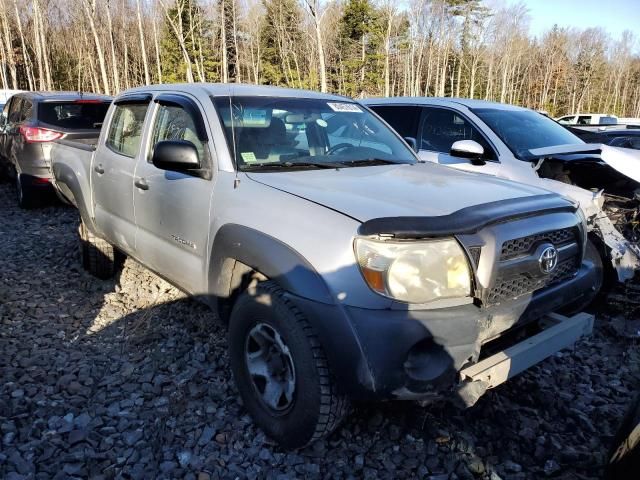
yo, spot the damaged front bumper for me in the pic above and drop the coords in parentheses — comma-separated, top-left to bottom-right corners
(287, 260, 599, 402)
(592, 211, 640, 281)
(457, 312, 593, 407)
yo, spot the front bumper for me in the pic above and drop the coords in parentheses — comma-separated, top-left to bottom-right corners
(288, 260, 598, 401)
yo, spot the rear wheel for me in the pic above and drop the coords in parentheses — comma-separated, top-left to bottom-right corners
(228, 281, 349, 449)
(16, 173, 34, 209)
(79, 220, 116, 279)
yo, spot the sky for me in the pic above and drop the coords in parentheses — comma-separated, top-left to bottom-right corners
(501, 0, 640, 41)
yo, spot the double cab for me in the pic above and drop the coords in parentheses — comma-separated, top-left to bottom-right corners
(52, 84, 599, 448)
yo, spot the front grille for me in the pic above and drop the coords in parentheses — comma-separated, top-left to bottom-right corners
(485, 227, 580, 306)
(500, 228, 576, 261)
(486, 259, 578, 305)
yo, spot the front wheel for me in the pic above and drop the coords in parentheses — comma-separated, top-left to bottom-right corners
(228, 281, 349, 449)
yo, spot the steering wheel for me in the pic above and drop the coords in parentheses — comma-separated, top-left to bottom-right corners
(326, 143, 355, 155)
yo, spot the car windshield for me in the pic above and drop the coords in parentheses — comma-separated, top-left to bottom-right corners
(214, 96, 416, 171)
(473, 108, 584, 161)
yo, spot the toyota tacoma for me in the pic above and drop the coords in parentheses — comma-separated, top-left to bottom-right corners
(52, 84, 598, 448)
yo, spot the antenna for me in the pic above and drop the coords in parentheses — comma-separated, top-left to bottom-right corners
(229, 89, 240, 189)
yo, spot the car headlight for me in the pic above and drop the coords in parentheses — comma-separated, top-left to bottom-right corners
(354, 237, 472, 303)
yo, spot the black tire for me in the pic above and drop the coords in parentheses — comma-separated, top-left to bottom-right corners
(228, 281, 349, 449)
(79, 220, 116, 279)
(16, 173, 35, 209)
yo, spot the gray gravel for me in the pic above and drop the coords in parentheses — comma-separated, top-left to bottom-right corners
(1, 181, 638, 480)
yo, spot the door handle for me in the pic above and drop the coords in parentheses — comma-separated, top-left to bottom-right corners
(94, 164, 105, 174)
(134, 177, 149, 191)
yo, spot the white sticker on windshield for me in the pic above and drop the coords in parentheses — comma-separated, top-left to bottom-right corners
(241, 152, 257, 163)
(327, 102, 363, 113)
(316, 119, 328, 128)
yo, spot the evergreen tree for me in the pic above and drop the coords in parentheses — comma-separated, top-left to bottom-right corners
(160, 0, 216, 83)
(338, 0, 382, 97)
(259, 0, 304, 87)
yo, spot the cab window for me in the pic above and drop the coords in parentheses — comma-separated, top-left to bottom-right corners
(106, 103, 148, 157)
(419, 107, 495, 160)
(150, 104, 206, 162)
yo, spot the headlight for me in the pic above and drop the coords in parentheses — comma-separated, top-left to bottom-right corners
(354, 237, 472, 303)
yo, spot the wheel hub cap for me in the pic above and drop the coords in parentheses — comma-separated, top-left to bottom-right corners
(245, 323, 296, 412)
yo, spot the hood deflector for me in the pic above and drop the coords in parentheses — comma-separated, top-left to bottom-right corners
(358, 194, 577, 238)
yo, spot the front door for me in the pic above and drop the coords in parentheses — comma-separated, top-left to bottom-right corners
(133, 94, 215, 294)
(417, 106, 502, 177)
(91, 99, 151, 253)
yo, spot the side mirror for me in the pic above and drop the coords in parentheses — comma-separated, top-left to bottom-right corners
(450, 140, 486, 165)
(404, 136, 417, 152)
(152, 140, 200, 172)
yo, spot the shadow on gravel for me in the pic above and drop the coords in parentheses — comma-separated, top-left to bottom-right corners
(1, 181, 638, 480)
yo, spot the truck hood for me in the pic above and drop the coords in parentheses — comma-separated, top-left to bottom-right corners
(246, 163, 553, 222)
(529, 143, 640, 183)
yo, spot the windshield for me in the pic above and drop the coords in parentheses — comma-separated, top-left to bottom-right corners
(214, 96, 416, 171)
(473, 108, 583, 161)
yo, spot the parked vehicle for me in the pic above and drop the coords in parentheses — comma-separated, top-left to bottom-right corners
(52, 84, 599, 448)
(568, 125, 640, 150)
(0, 91, 111, 207)
(556, 113, 618, 126)
(619, 118, 640, 127)
(363, 97, 640, 283)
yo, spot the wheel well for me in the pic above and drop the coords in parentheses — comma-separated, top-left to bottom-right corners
(218, 259, 268, 323)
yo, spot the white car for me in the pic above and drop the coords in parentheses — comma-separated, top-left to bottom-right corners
(556, 113, 618, 126)
(363, 97, 640, 281)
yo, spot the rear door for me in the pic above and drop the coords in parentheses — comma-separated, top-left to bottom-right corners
(92, 96, 152, 253)
(133, 93, 215, 294)
(416, 106, 502, 176)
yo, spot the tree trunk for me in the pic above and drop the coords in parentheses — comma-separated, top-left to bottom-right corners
(105, 2, 121, 92)
(82, 0, 111, 94)
(136, 0, 151, 85)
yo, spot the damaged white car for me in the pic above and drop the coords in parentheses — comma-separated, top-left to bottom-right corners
(363, 98, 640, 282)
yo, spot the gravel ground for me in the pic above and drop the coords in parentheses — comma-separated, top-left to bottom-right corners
(1, 181, 639, 480)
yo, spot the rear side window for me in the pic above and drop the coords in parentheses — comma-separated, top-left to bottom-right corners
(370, 105, 421, 139)
(150, 104, 206, 161)
(19, 100, 33, 122)
(39, 102, 110, 130)
(8, 98, 23, 122)
(576, 115, 592, 125)
(106, 104, 148, 157)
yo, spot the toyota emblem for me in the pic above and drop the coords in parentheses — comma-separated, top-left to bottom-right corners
(539, 246, 559, 274)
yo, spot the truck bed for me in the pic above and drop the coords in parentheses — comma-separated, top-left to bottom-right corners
(51, 138, 96, 209)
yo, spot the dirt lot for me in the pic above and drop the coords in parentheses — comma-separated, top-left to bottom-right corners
(1, 182, 639, 480)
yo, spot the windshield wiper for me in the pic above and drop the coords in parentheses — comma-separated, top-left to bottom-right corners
(337, 158, 403, 166)
(242, 161, 341, 171)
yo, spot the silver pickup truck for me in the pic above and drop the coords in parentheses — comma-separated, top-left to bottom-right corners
(52, 84, 598, 448)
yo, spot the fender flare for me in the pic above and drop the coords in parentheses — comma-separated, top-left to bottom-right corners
(52, 162, 97, 233)
(208, 223, 334, 311)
